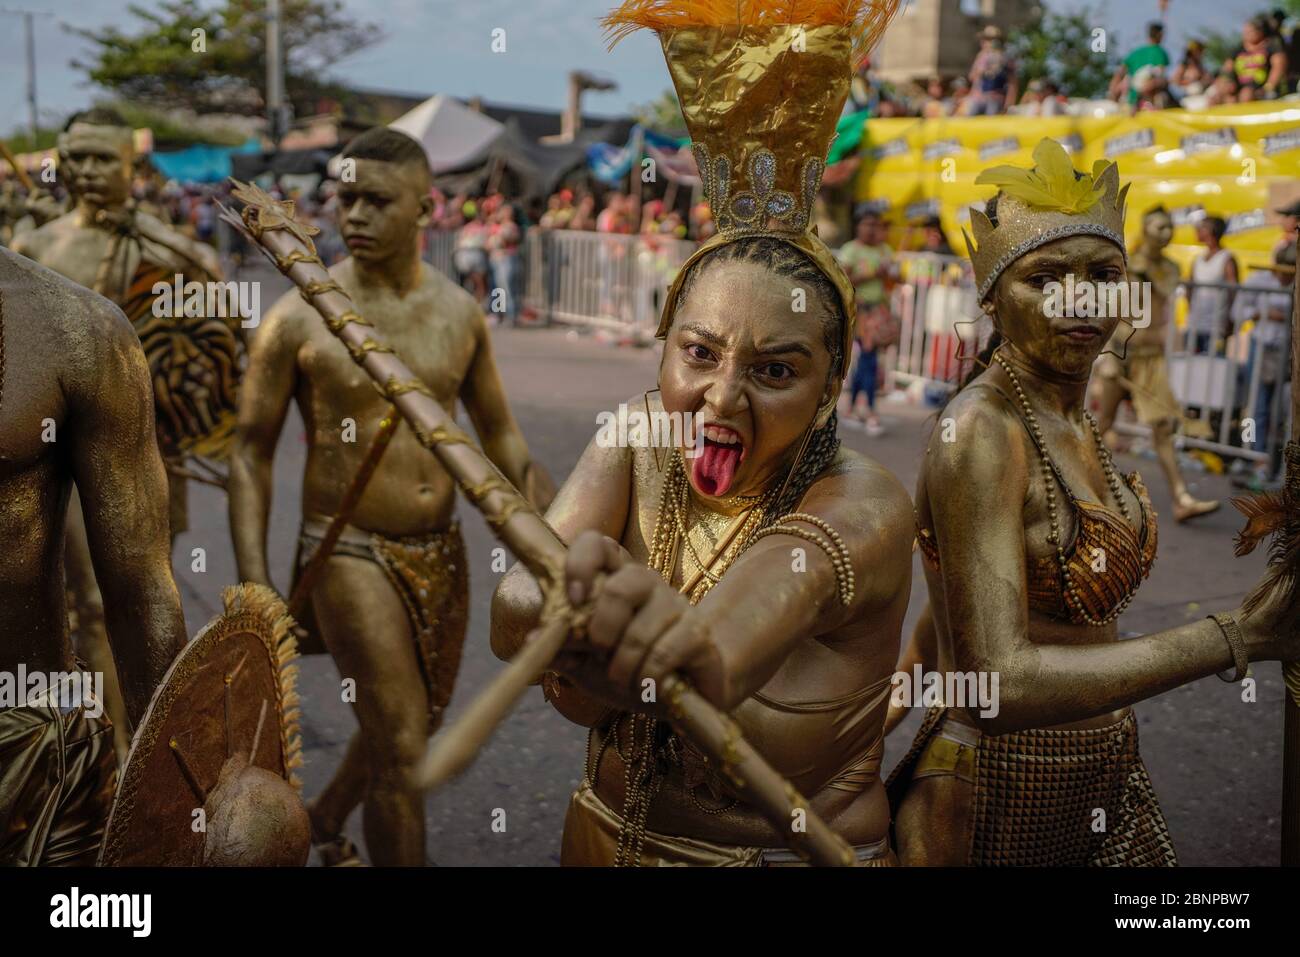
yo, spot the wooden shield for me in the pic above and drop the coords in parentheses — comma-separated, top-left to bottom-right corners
(97, 584, 302, 866)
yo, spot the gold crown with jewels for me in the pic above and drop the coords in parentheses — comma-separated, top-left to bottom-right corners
(603, 0, 901, 378)
(966, 137, 1130, 303)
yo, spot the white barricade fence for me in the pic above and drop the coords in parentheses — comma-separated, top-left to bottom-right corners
(521, 229, 697, 334)
(888, 252, 981, 398)
(424, 227, 457, 282)
(424, 227, 695, 336)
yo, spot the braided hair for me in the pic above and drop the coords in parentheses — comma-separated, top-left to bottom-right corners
(671, 235, 844, 524)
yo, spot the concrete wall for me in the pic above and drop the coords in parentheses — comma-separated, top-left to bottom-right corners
(874, 0, 1041, 84)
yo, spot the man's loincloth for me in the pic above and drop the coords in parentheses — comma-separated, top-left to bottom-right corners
(0, 692, 116, 866)
(293, 518, 470, 733)
(561, 779, 898, 867)
(1100, 346, 1182, 426)
(887, 707, 1176, 866)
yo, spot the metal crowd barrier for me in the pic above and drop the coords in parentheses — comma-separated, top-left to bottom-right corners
(889, 252, 981, 393)
(423, 227, 696, 336)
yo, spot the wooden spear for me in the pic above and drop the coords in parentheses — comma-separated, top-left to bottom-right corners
(219, 181, 855, 866)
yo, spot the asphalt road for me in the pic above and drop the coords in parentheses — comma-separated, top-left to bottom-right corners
(173, 264, 1285, 865)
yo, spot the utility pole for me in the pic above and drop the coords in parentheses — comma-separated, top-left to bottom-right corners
(24, 12, 35, 145)
(0, 7, 53, 147)
(266, 0, 285, 145)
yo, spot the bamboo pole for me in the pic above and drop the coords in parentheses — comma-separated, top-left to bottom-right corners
(219, 182, 855, 866)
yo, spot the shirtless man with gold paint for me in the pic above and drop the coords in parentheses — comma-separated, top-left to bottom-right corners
(12, 107, 224, 764)
(0, 245, 187, 864)
(1094, 205, 1218, 522)
(230, 127, 550, 866)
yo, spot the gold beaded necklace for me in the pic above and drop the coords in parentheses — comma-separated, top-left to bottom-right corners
(992, 348, 1140, 626)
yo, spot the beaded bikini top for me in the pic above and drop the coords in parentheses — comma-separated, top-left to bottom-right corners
(918, 389, 1158, 626)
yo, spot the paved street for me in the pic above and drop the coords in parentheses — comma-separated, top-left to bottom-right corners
(174, 264, 1286, 865)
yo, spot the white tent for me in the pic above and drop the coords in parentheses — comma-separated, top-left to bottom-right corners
(389, 94, 505, 174)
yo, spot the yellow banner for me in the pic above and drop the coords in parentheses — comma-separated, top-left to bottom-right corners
(855, 101, 1300, 274)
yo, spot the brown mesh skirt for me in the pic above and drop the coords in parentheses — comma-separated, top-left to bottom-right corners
(888, 707, 1177, 867)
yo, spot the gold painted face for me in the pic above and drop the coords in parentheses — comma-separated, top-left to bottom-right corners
(988, 234, 1126, 379)
(60, 128, 131, 208)
(336, 158, 432, 263)
(1143, 211, 1173, 249)
(660, 259, 834, 500)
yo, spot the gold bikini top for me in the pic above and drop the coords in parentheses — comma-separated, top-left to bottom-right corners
(918, 388, 1158, 626)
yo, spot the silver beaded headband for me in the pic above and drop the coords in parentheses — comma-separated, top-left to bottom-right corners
(976, 223, 1128, 303)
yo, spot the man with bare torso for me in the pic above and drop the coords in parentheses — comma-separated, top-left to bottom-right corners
(12, 108, 227, 763)
(0, 247, 187, 865)
(230, 128, 552, 866)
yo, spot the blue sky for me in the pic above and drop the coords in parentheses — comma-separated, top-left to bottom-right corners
(0, 0, 1259, 137)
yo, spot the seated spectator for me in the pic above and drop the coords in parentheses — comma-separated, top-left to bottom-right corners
(1206, 72, 1240, 106)
(1223, 14, 1287, 100)
(1111, 21, 1171, 112)
(1172, 40, 1210, 96)
(1018, 78, 1046, 114)
(569, 193, 597, 231)
(967, 26, 1018, 115)
(949, 76, 971, 115)
(1039, 79, 1067, 115)
(921, 77, 951, 118)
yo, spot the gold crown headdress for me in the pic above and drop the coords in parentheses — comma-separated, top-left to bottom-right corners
(967, 138, 1129, 303)
(603, 0, 901, 378)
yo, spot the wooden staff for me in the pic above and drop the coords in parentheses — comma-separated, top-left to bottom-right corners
(1284, 239, 1300, 866)
(219, 181, 855, 866)
(0, 139, 35, 192)
(1235, 241, 1300, 864)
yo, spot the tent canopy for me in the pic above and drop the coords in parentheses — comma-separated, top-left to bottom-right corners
(389, 94, 506, 174)
(434, 119, 629, 200)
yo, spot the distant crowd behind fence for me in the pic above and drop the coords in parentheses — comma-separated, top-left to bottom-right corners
(419, 228, 1292, 467)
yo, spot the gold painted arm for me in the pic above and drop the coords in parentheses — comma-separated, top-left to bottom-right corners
(926, 394, 1250, 735)
(228, 295, 299, 589)
(69, 300, 187, 725)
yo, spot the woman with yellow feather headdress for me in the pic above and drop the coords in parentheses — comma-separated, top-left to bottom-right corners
(892, 139, 1299, 866)
(491, 0, 912, 866)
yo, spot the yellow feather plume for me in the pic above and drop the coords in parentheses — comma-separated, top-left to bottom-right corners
(602, 0, 900, 61)
(975, 138, 1108, 215)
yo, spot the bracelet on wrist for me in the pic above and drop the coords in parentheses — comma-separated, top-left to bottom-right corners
(1209, 612, 1249, 683)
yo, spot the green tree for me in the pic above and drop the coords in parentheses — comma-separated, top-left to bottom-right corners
(632, 90, 687, 138)
(70, 0, 381, 117)
(1007, 7, 1117, 100)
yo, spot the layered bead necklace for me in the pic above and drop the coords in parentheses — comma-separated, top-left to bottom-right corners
(992, 349, 1139, 626)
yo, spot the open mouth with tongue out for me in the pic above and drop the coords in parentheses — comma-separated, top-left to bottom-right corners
(691, 425, 747, 498)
